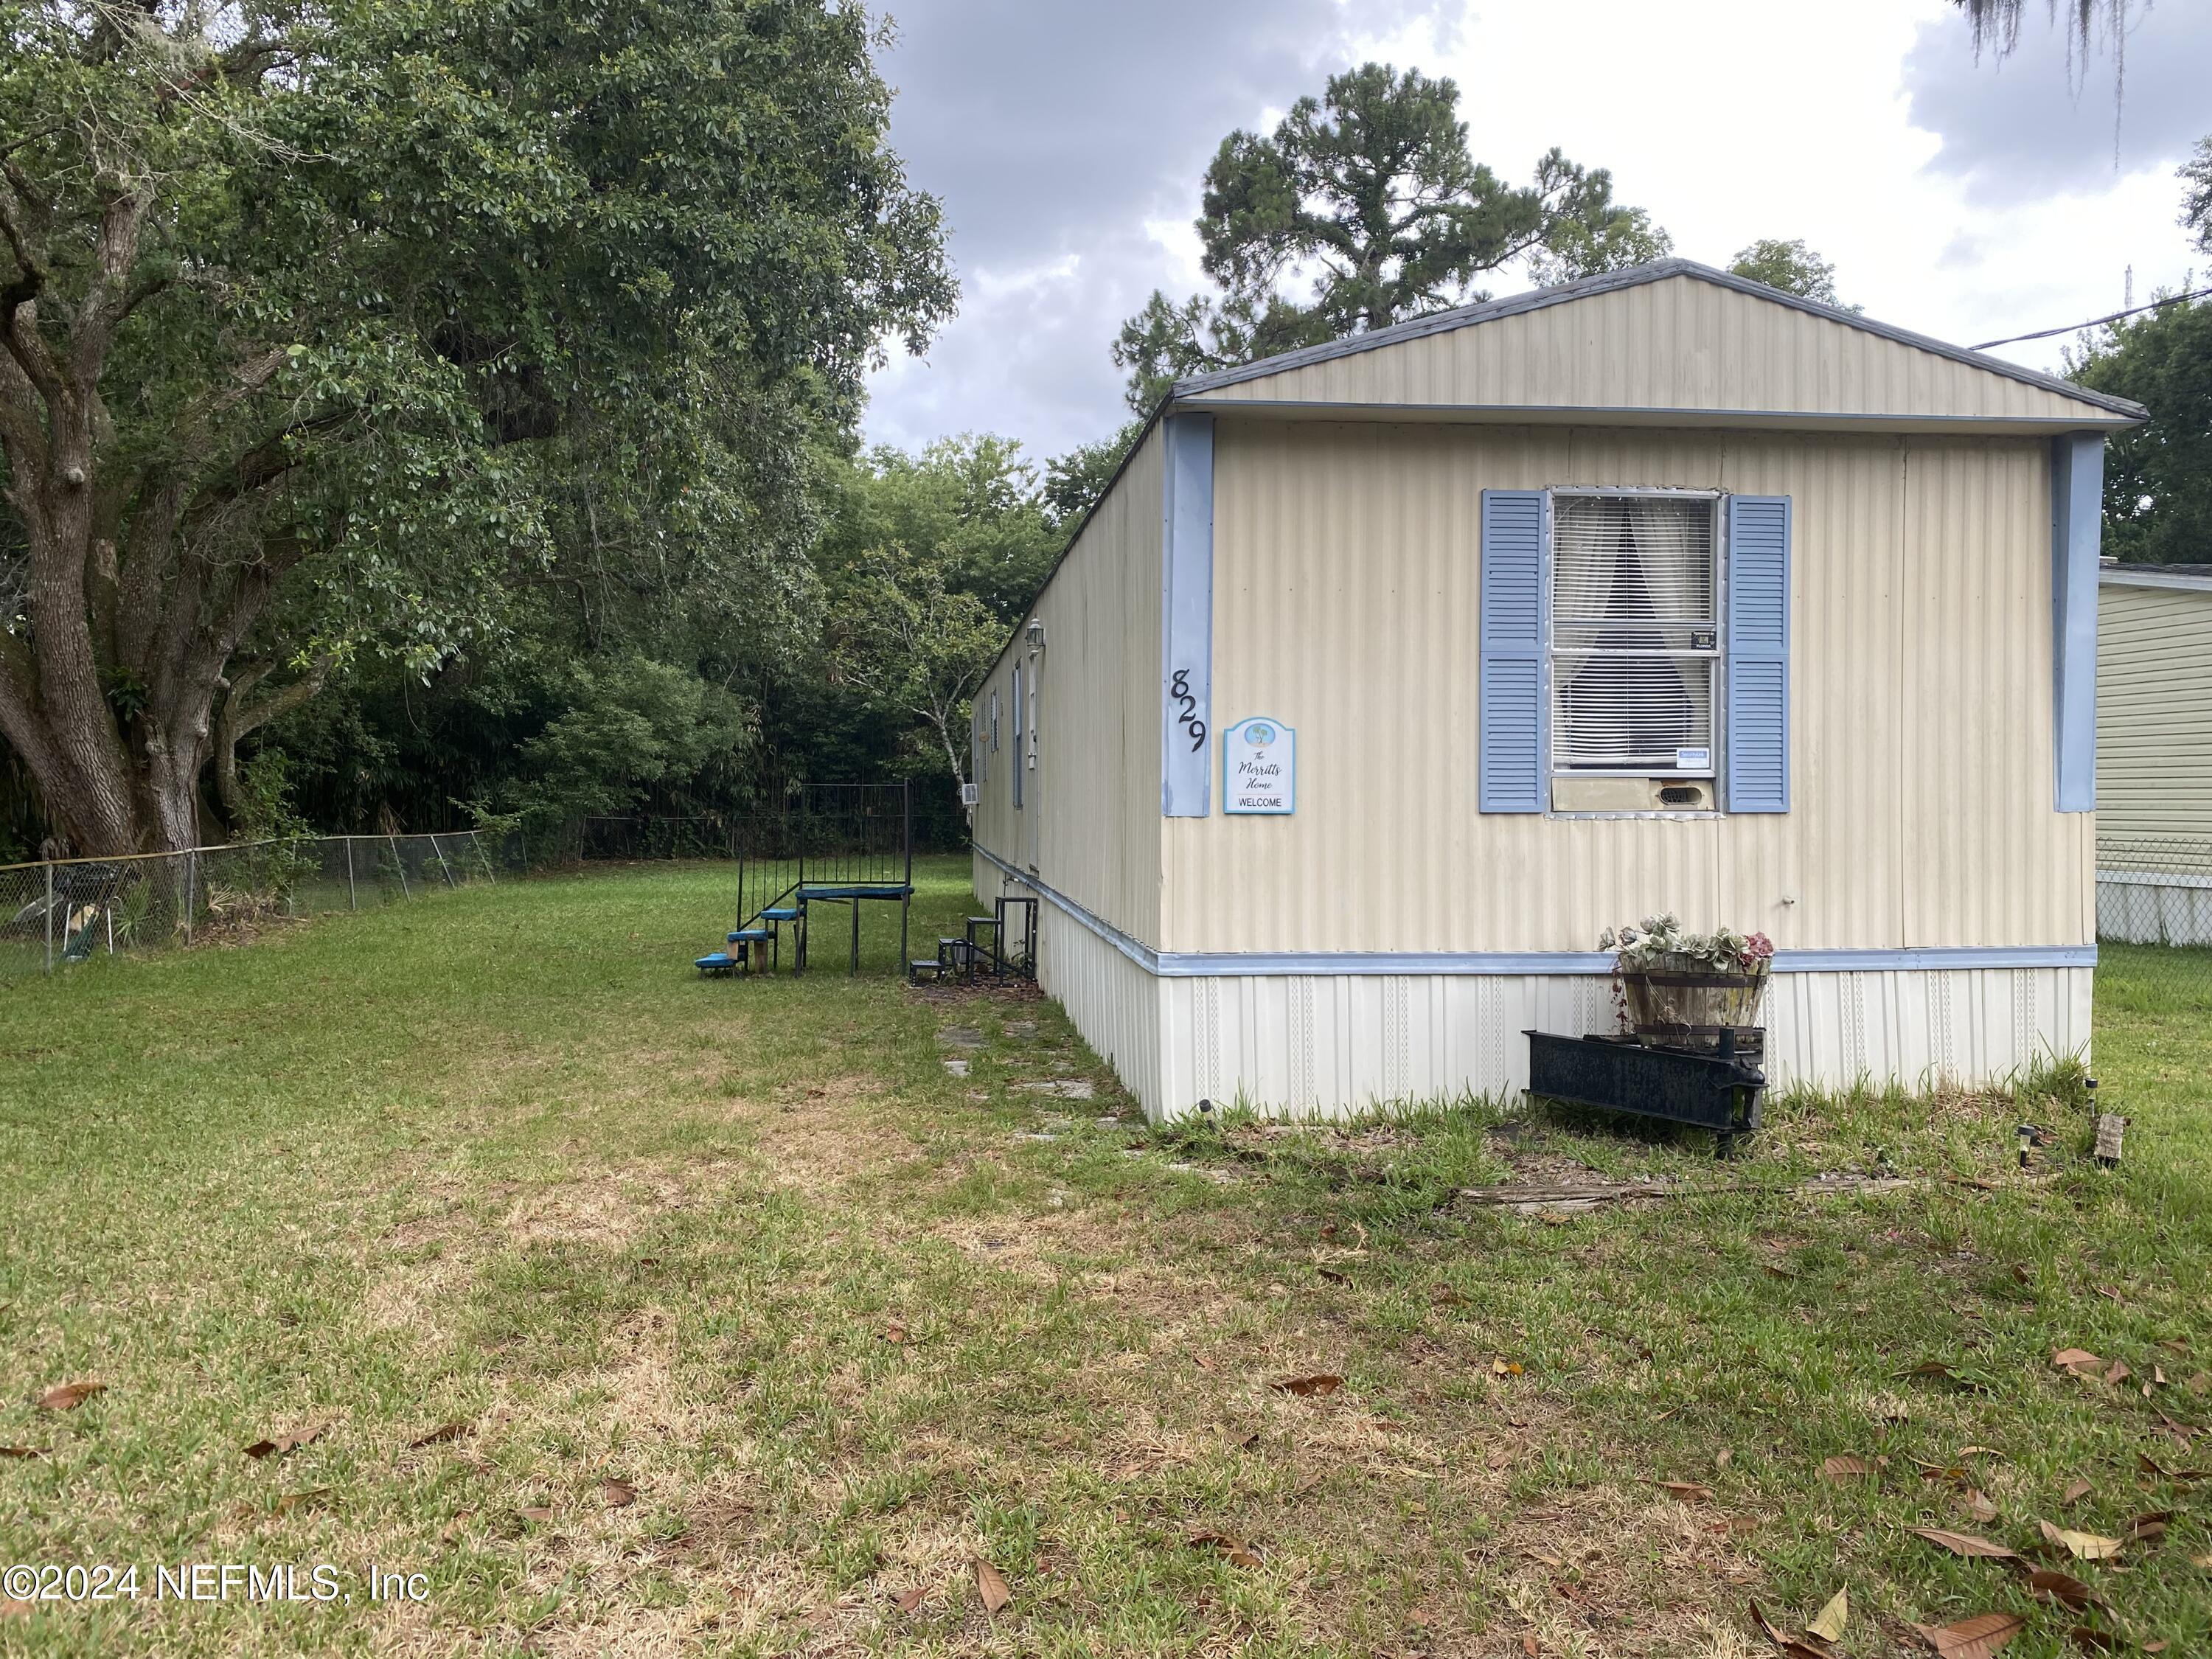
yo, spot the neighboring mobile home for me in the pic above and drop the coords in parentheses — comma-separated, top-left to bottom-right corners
(2096, 561, 2212, 945)
(970, 259, 2144, 1120)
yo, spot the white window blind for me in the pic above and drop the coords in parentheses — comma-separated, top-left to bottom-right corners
(1549, 494, 1719, 773)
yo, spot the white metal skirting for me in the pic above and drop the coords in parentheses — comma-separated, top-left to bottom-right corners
(2096, 869, 2212, 947)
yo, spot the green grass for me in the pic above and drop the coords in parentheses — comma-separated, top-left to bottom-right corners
(1, 859, 2207, 1656)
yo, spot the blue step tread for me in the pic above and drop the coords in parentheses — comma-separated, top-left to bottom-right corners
(796, 883, 912, 900)
(695, 952, 741, 973)
(726, 928, 771, 943)
(759, 907, 801, 921)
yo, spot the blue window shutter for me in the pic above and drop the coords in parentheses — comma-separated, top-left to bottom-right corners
(1479, 490, 1548, 813)
(1725, 495, 1792, 813)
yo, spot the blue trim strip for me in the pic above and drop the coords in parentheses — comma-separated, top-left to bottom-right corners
(2051, 433, 2102, 813)
(972, 845, 2095, 978)
(1161, 414, 1215, 816)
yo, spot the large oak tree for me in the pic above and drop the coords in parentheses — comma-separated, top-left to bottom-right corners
(0, 0, 950, 856)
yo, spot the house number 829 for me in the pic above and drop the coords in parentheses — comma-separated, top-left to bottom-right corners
(1169, 669, 1206, 754)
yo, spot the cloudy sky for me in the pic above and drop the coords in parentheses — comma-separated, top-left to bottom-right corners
(861, 0, 2208, 462)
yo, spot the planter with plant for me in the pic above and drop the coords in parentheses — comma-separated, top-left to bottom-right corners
(1598, 915, 1775, 1053)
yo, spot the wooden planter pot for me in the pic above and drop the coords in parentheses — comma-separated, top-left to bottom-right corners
(1619, 955, 1771, 1054)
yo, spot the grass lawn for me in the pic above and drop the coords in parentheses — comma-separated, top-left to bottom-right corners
(1, 858, 2208, 1658)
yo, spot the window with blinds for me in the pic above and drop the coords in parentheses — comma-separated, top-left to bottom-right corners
(1549, 493, 1720, 774)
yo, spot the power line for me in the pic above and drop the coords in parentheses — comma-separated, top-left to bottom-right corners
(1973, 285, 2212, 350)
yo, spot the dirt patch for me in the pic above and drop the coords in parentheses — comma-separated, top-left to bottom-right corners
(502, 1170, 689, 1248)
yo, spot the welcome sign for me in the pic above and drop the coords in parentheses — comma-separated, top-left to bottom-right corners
(1222, 717, 1295, 815)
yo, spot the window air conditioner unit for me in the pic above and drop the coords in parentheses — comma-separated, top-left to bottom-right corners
(1551, 776, 1714, 813)
(960, 782, 980, 807)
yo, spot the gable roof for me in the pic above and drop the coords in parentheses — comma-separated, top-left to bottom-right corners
(1170, 259, 2146, 428)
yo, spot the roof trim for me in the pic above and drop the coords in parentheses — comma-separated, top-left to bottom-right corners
(1168, 258, 2150, 423)
(1169, 395, 2139, 434)
(2101, 565, 2212, 594)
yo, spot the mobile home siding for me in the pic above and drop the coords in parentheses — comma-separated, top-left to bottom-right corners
(1208, 275, 2121, 428)
(2097, 581, 2212, 839)
(1164, 420, 2090, 957)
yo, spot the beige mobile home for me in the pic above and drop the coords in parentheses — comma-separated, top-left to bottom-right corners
(2096, 563, 2212, 944)
(971, 260, 2144, 1120)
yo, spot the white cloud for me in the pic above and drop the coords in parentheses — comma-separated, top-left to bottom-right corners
(863, 0, 2207, 456)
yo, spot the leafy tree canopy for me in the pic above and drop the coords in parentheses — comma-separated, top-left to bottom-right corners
(0, 0, 951, 855)
(2071, 291, 2212, 566)
(1111, 63, 1666, 412)
(1728, 239, 1854, 309)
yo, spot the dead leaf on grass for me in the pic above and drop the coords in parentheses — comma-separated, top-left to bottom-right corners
(244, 1416, 332, 1461)
(1271, 1373, 1343, 1397)
(0, 1447, 42, 1459)
(1187, 1529, 1265, 1568)
(2023, 1569, 2101, 1611)
(2107, 1360, 2132, 1386)
(973, 1558, 1012, 1617)
(889, 1586, 925, 1616)
(33, 1381, 102, 1412)
(516, 1506, 554, 1525)
(2039, 1520, 2123, 1560)
(1910, 1612, 2025, 1658)
(1966, 1489, 2000, 1523)
(1808, 1587, 1848, 1642)
(2126, 1510, 2170, 1543)
(2053, 1349, 2107, 1378)
(1316, 1267, 1349, 1285)
(1823, 1454, 1879, 1482)
(2062, 1477, 2093, 1506)
(271, 1488, 329, 1518)
(2065, 1628, 2118, 1653)
(599, 1478, 636, 1509)
(1655, 1480, 1714, 1500)
(1910, 1526, 2019, 1559)
(881, 1321, 908, 1344)
(408, 1421, 470, 1449)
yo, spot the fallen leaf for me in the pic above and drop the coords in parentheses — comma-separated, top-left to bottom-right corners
(408, 1421, 470, 1449)
(1715, 1447, 1734, 1470)
(1271, 1373, 1343, 1397)
(1655, 1480, 1714, 1500)
(2093, 1284, 2126, 1303)
(2062, 1478, 2093, 1506)
(889, 1586, 925, 1615)
(1823, 1455, 1877, 1481)
(1808, 1586, 1848, 1642)
(2053, 1349, 2107, 1378)
(0, 1600, 29, 1621)
(0, 1447, 43, 1459)
(2106, 1360, 2132, 1386)
(1966, 1489, 2000, 1523)
(2137, 1452, 2169, 1478)
(1910, 1612, 2025, 1658)
(34, 1381, 103, 1412)
(1750, 1600, 1791, 1646)
(244, 1416, 332, 1461)
(2126, 1509, 2171, 1543)
(2188, 1373, 2210, 1396)
(1316, 1267, 1349, 1285)
(1910, 1527, 2018, 1559)
(2039, 1520, 2124, 1561)
(271, 1487, 329, 1517)
(599, 1478, 636, 1509)
(973, 1558, 1012, 1617)
(2023, 1569, 2101, 1611)
(882, 1321, 908, 1344)
(2143, 1643, 2168, 1654)
(516, 1506, 554, 1524)
(2065, 1628, 2117, 1653)
(1187, 1529, 1265, 1568)
(1492, 1357, 1525, 1377)
(439, 1512, 473, 1543)
(1520, 1637, 1538, 1658)
(1958, 1445, 2008, 1459)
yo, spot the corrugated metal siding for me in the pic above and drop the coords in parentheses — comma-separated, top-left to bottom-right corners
(1166, 420, 2089, 956)
(971, 427, 1164, 941)
(1155, 967, 2088, 1116)
(2097, 582, 2212, 838)
(1037, 901, 1163, 1115)
(1214, 276, 2112, 425)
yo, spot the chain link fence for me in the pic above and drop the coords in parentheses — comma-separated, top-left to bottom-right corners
(0, 830, 525, 982)
(2096, 834, 2212, 997)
